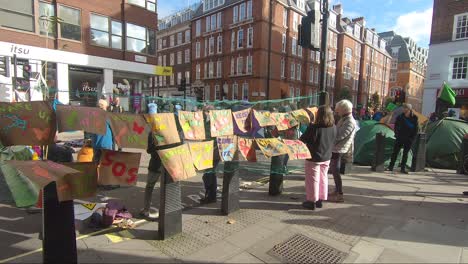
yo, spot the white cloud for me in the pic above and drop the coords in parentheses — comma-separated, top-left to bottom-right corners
(393, 8, 433, 46)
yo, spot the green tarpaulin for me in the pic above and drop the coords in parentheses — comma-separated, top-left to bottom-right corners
(426, 118, 468, 170)
(354, 123, 413, 167)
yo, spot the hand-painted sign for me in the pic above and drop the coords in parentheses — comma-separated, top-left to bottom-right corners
(217, 136, 238, 162)
(108, 113, 150, 149)
(188, 141, 214, 170)
(158, 144, 197, 181)
(178, 111, 206, 140)
(0, 102, 56, 146)
(56, 162, 98, 202)
(271, 113, 299, 131)
(255, 138, 289, 158)
(232, 108, 252, 134)
(283, 140, 312, 160)
(252, 110, 275, 127)
(238, 138, 257, 162)
(209, 110, 234, 137)
(98, 150, 141, 186)
(145, 113, 181, 146)
(291, 109, 311, 124)
(56, 105, 107, 135)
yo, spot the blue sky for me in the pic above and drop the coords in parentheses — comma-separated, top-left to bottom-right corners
(158, 0, 433, 47)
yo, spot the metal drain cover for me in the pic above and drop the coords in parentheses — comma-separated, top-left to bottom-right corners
(268, 234, 348, 263)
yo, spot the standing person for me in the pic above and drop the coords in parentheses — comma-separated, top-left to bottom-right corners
(140, 103, 161, 219)
(92, 99, 114, 163)
(200, 105, 220, 204)
(108, 97, 124, 113)
(387, 103, 419, 174)
(328, 100, 357, 203)
(299, 106, 336, 210)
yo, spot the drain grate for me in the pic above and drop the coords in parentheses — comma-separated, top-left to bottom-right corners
(269, 234, 348, 263)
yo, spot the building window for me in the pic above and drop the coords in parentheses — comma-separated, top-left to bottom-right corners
(296, 87, 301, 98)
(196, 64, 201, 80)
(217, 35, 223, 54)
(233, 83, 239, 100)
(170, 74, 175, 85)
(283, 9, 288, 27)
(343, 66, 351, 80)
(454, 13, 468, 40)
(185, 30, 190, 43)
(315, 68, 319, 84)
(217, 12, 222, 29)
(345, 47, 352, 61)
(291, 63, 295, 80)
(293, 13, 298, 32)
(239, 3, 246, 21)
(290, 87, 295, 99)
(231, 58, 235, 75)
(204, 0, 225, 12)
(126, 23, 155, 55)
(217, 60, 222, 78)
(211, 14, 216, 31)
(231, 31, 236, 51)
(297, 64, 302, 80)
(247, 27, 253, 47)
(206, 16, 210, 32)
(177, 51, 182, 64)
(185, 71, 190, 83)
(247, 55, 253, 74)
(177, 72, 182, 85)
(316, 51, 320, 63)
(452, 56, 468, 80)
(309, 67, 313, 83)
(209, 37, 215, 54)
(237, 56, 244, 74)
(238, 29, 244, 49)
(282, 34, 286, 53)
(196, 42, 201, 58)
(242, 82, 249, 100)
(355, 60, 360, 74)
(207, 61, 213, 78)
(390, 72, 396, 82)
(281, 58, 285, 78)
(162, 55, 166, 66)
(90, 14, 123, 49)
(170, 53, 174, 65)
(196, 20, 201, 36)
(177, 32, 183, 45)
(39, 1, 56, 36)
(185, 49, 190, 63)
(298, 45, 302, 57)
(215, 85, 221, 100)
(247, 0, 253, 18)
(128, 0, 156, 12)
(59, 5, 81, 41)
(233, 5, 238, 24)
(292, 38, 297, 55)
(0, 0, 34, 32)
(170, 35, 175, 47)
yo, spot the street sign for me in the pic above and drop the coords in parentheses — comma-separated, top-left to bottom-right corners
(155, 66, 173, 76)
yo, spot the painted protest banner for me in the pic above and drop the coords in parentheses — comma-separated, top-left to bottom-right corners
(306, 107, 318, 122)
(178, 111, 206, 140)
(108, 113, 150, 149)
(238, 138, 257, 162)
(255, 138, 289, 158)
(188, 141, 214, 170)
(56, 162, 98, 202)
(232, 108, 252, 134)
(56, 105, 107, 135)
(291, 109, 311, 124)
(0, 102, 56, 146)
(271, 113, 299, 131)
(158, 144, 197, 182)
(145, 113, 181, 146)
(252, 110, 275, 127)
(98, 150, 141, 186)
(209, 110, 234, 137)
(283, 140, 312, 160)
(217, 136, 238, 162)
(6, 160, 79, 188)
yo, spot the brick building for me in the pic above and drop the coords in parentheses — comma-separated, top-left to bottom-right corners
(156, 5, 198, 98)
(0, 0, 157, 112)
(422, 0, 468, 118)
(379, 31, 428, 112)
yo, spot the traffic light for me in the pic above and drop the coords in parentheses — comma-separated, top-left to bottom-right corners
(298, 2, 320, 50)
(22, 64, 31, 80)
(178, 77, 186, 92)
(400, 90, 406, 103)
(394, 90, 401, 103)
(0, 56, 9, 77)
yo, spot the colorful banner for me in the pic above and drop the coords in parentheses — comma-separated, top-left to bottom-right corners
(252, 110, 275, 127)
(145, 113, 181, 146)
(178, 111, 206, 140)
(158, 144, 197, 181)
(209, 110, 234, 137)
(98, 150, 141, 186)
(56, 162, 98, 202)
(232, 108, 252, 134)
(108, 113, 150, 149)
(291, 109, 311, 124)
(238, 138, 257, 162)
(283, 140, 312, 160)
(306, 107, 318, 122)
(56, 105, 107, 135)
(255, 138, 289, 158)
(217, 136, 238, 162)
(0, 102, 57, 146)
(188, 141, 214, 170)
(154, 66, 173, 76)
(271, 113, 299, 131)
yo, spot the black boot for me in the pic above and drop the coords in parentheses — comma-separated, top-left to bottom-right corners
(302, 201, 315, 210)
(315, 200, 323, 208)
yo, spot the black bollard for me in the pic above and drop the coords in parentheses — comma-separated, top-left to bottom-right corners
(458, 135, 468, 175)
(372, 132, 385, 172)
(269, 155, 286, 196)
(158, 168, 182, 240)
(221, 154, 240, 215)
(42, 182, 77, 263)
(411, 133, 427, 172)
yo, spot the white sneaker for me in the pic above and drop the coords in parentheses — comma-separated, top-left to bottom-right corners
(140, 208, 159, 219)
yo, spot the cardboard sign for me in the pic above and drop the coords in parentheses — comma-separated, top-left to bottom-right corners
(232, 108, 252, 134)
(188, 141, 214, 170)
(56, 162, 98, 202)
(283, 140, 312, 160)
(56, 105, 107, 135)
(6, 160, 79, 188)
(98, 150, 141, 186)
(158, 144, 197, 181)
(108, 113, 150, 149)
(238, 138, 257, 162)
(217, 136, 238, 162)
(0, 102, 56, 146)
(145, 113, 181, 146)
(252, 110, 275, 127)
(271, 113, 299, 131)
(178, 111, 206, 140)
(209, 110, 234, 137)
(255, 138, 289, 158)
(74, 202, 107, 221)
(291, 109, 311, 124)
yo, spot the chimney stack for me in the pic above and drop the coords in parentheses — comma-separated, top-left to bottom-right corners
(332, 4, 343, 15)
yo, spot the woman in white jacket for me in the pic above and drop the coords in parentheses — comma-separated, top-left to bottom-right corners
(328, 100, 357, 203)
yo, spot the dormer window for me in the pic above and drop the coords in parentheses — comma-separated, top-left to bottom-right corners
(296, 0, 305, 10)
(203, 0, 225, 12)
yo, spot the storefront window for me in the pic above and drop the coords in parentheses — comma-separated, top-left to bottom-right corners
(114, 71, 151, 113)
(69, 66, 103, 107)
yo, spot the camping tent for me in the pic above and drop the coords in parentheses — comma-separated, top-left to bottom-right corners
(354, 123, 413, 167)
(426, 118, 468, 170)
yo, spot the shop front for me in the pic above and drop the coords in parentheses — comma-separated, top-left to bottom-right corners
(436, 87, 468, 119)
(68, 65, 103, 107)
(113, 71, 152, 113)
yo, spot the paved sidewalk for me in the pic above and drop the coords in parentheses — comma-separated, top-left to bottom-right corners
(4, 164, 468, 263)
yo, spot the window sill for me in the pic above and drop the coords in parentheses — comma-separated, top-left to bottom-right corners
(228, 73, 253, 77)
(126, 3, 156, 13)
(203, 28, 222, 37)
(229, 18, 254, 29)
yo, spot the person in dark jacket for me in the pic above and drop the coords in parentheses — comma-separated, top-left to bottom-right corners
(300, 106, 337, 210)
(387, 103, 419, 174)
(200, 105, 220, 204)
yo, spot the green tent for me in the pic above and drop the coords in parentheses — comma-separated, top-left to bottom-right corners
(354, 123, 413, 167)
(359, 120, 378, 128)
(426, 118, 468, 170)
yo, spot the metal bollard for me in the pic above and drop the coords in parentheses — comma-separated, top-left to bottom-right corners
(43, 182, 77, 263)
(372, 132, 385, 172)
(158, 168, 182, 240)
(458, 135, 468, 175)
(269, 155, 286, 196)
(221, 154, 240, 215)
(411, 133, 426, 172)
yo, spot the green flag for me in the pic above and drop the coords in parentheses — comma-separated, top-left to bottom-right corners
(439, 82, 456, 106)
(386, 102, 398, 111)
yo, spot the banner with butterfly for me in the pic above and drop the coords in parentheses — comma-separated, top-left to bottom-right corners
(158, 144, 197, 182)
(145, 113, 181, 146)
(255, 138, 289, 158)
(56, 105, 107, 135)
(271, 112, 299, 131)
(283, 140, 312, 160)
(217, 136, 238, 162)
(238, 138, 257, 162)
(178, 111, 206, 140)
(209, 109, 234, 137)
(56, 162, 98, 202)
(188, 141, 214, 170)
(108, 113, 150, 149)
(0, 101, 57, 146)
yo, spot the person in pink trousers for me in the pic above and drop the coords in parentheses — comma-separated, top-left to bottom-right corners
(299, 106, 337, 210)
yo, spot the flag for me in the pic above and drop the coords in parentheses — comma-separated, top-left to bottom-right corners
(438, 82, 456, 106)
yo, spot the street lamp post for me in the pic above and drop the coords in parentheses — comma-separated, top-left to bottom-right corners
(319, 0, 330, 106)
